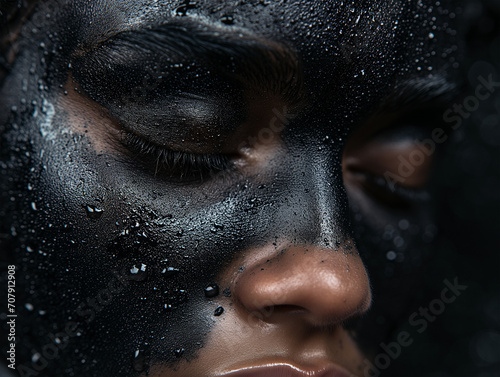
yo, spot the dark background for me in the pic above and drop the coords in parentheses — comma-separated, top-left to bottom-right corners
(388, 1, 500, 376)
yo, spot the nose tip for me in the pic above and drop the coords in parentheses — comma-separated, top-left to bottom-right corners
(231, 242, 372, 326)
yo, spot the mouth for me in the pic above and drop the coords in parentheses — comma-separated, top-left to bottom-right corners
(219, 363, 355, 377)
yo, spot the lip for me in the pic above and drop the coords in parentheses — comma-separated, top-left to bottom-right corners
(219, 363, 354, 377)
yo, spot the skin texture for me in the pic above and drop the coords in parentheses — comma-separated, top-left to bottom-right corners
(0, 1, 462, 376)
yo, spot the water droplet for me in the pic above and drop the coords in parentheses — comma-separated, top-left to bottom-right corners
(132, 344, 151, 372)
(214, 306, 224, 316)
(204, 284, 219, 298)
(63, 222, 73, 232)
(85, 205, 103, 220)
(130, 266, 140, 274)
(176, 0, 197, 16)
(174, 348, 185, 358)
(25, 303, 34, 311)
(129, 264, 148, 281)
(31, 202, 37, 211)
(161, 267, 180, 277)
(221, 14, 234, 25)
(428, 32, 435, 39)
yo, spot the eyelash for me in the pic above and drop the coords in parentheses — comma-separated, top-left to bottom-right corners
(121, 131, 234, 181)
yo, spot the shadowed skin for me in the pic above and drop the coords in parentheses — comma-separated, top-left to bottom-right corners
(0, 1, 461, 376)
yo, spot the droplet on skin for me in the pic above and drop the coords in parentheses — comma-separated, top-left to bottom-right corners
(133, 344, 151, 373)
(204, 284, 220, 298)
(221, 15, 234, 25)
(130, 266, 140, 274)
(85, 205, 103, 220)
(161, 267, 180, 277)
(214, 306, 224, 317)
(129, 264, 148, 281)
(174, 348, 185, 358)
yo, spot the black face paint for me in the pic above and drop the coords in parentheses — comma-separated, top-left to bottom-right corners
(0, 0, 462, 376)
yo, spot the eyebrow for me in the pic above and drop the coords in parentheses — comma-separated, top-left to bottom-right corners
(382, 75, 459, 111)
(72, 20, 304, 106)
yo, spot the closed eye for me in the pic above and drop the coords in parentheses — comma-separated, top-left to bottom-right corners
(342, 75, 459, 208)
(342, 119, 441, 208)
(121, 131, 236, 182)
(68, 22, 302, 184)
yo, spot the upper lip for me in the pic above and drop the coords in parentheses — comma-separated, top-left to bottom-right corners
(218, 363, 354, 377)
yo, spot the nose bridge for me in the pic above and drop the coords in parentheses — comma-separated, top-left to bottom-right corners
(310, 163, 350, 244)
(271, 148, 351, 248)
(222, 145, 372, 329)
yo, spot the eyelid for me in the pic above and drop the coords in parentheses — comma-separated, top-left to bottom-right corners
(121, 131, 236, 182)
(344, 138, 433, 188)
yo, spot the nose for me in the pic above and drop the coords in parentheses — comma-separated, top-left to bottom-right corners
(231, 241, 372, 326)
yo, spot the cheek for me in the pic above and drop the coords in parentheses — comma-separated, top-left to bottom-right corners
(346, 179, 436, 281)
(344, 179, 437, 350)
(15, 94, 253, 375)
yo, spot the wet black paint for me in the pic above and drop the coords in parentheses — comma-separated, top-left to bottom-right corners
(0, 1, 464, 376)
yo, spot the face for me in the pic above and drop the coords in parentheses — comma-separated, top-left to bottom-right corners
(0, 1, 461, 376)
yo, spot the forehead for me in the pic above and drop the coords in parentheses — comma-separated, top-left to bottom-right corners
(72, 0, 398, 32)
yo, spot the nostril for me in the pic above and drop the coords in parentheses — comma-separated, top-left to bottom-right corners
(271, 304, 305, 313)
